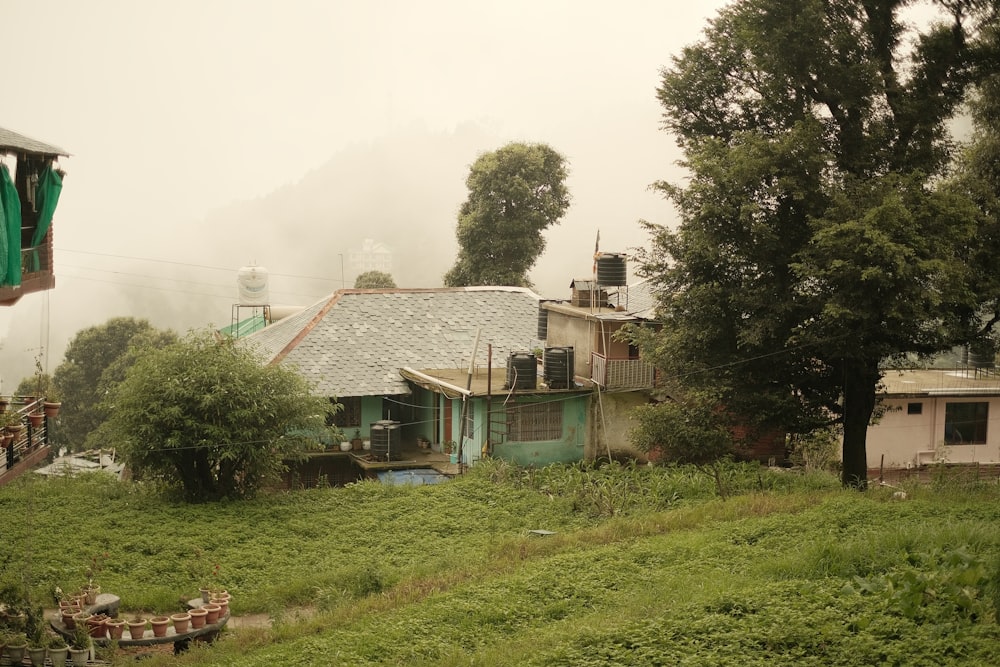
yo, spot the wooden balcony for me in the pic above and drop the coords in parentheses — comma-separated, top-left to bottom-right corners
(591, 352, 655, 389)
(0, 232, 55, 306)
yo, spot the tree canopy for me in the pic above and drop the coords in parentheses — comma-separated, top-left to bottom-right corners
(52, 317, 173, 450)
(634, 0, 1000, 487)
(98, 330, 332, 501)
(354, 270, 397, 289)
(444, 142, 570, 287)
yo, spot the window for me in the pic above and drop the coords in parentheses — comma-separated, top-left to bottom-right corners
(506, 401, 562, 442)
(463, 406, 474, 439)
(330, 396, 362, 428)
(944, 402, 988, 444)
(907, 402, 923, 415)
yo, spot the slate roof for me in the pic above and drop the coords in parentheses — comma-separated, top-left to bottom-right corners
(608, 279, 660, 319)
(242, 287, 542, 398)
(0, 126, 69, 156)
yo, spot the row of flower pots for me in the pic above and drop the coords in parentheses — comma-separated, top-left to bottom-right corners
(58, 591, 231, 641)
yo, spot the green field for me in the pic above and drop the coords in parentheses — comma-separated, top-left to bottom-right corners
(1, 461, 998, 665)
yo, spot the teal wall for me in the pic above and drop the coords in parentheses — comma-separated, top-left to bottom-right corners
(477, 395, 587, 467)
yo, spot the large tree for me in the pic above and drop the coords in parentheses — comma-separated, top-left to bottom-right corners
(444, 142, 570, 287)
(635, 0, 1000, 487)
(52, 317, 171, 450)
(98, 330, 331, 501)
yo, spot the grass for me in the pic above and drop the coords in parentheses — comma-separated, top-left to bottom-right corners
(1, 460, 998, 665)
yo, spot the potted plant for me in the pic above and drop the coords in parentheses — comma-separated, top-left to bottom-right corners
(82, 552, 108, 604)
(350, 428, 364, 450)
(24, 603, 48, 666)
(43, 385, 62, 418)
(4, 630, 28, 664)
(126, 614, 147, 640)
(47, 635, 69, 667)
(67, 624, 90, 667)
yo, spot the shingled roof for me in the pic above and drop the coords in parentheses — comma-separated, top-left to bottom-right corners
(0, 126, 69, 156)
(243, 287, 541, 398)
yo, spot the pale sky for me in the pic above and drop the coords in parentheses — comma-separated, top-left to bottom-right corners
(1, 0, 731, 384)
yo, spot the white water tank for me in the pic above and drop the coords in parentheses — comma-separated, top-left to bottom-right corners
(237, 265, 270, 306)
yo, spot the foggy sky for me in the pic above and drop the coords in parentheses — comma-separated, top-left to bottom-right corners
(0, 0, 732, 387)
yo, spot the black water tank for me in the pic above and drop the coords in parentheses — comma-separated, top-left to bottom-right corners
(537, 304, 549, 340)
(506, 353, 537, 390)
(544, 347, 575, 389)
(596, 253, 628, 286)
(370, 420, 401, 461)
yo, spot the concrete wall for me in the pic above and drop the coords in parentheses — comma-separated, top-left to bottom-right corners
(586, 390, 647, 460)
(545, 311, 594, 378)
(866, 396, 1000, 468)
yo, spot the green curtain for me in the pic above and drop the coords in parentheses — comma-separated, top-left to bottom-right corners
(31, 165, 62, 247)
(0, 164, 21, 287)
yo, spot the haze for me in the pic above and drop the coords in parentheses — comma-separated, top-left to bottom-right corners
(1, 0, 732, 385)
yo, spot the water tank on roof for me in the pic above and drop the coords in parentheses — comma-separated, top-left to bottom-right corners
(506, 352, 537, 390)
(237, 265, 270, 306)
(544, 347, 575, 390)
(537, 304, 549, 340)
(596, 253, 628, 287)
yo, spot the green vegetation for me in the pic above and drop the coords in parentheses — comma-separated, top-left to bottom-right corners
(444, 141, 570, 288)
(1, 461, 998, 665)
(96, 330, 332, 501)
(635, 0, 1000, 488)
(353, 271, 397, 289)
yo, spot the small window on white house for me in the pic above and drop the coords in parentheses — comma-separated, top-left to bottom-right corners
(944, 402, 988, 444)
(907, 402, 922, 415)
(506, 402, 562, 442)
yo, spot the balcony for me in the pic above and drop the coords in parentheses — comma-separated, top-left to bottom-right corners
(0, 233, 55, 306)
(591, 352, 655, 389)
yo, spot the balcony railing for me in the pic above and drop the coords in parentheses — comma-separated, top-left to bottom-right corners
(591, 353, 655, 389)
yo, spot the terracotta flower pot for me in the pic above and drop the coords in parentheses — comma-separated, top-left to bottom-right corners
(27, 412, 44, 428)
(61, 609, 77, 629)
(106, 619, 126, 640)
(150, 616, 170, 638)
(43, 401, 61, 418)
(87, 615, 108, 639)
(209, 597, 229, 616)
(126, 619, 147, 640)
(188, 607, 208, 629)
(201, 604, 221, 625)
(170, 612, 191, 633)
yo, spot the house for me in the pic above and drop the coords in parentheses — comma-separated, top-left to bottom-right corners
(243, 286, 591, 468)
(539, 277, 661, 459)
(865, 368, 1000, 469)
(0, 126, 68, 305)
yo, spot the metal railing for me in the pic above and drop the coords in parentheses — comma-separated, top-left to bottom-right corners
(591, 353, 655, 389)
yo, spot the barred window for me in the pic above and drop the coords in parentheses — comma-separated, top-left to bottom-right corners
(330, 396, 362, 428)
(506, 402, 562, 442)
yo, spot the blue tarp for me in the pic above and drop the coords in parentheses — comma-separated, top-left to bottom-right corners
(376, 469, 450, 486)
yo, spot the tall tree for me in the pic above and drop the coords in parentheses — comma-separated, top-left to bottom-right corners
(52, 317, 170, 450)
(98, 330, 331, 501)
(354, 270, 397, 289)
(444, 142, 570, 287)
(635, 0, 1000, 487)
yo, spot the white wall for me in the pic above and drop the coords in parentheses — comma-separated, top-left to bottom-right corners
(866, 396, 1000, 468)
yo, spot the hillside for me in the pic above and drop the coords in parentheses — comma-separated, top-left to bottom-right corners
(1, 462, 998, 666)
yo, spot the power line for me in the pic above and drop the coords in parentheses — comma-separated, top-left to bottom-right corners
(57, 247, 340, 283)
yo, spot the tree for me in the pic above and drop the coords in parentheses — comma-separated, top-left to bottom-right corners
(635, 0, 1000, 487)
(52, 317, 170, 450)
(354, 271, 397, 289)
(98, 330, 332, 501)
(443, 142, 570, 287)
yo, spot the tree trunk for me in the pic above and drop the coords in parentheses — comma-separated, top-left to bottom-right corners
(841, 358, 880, 488)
